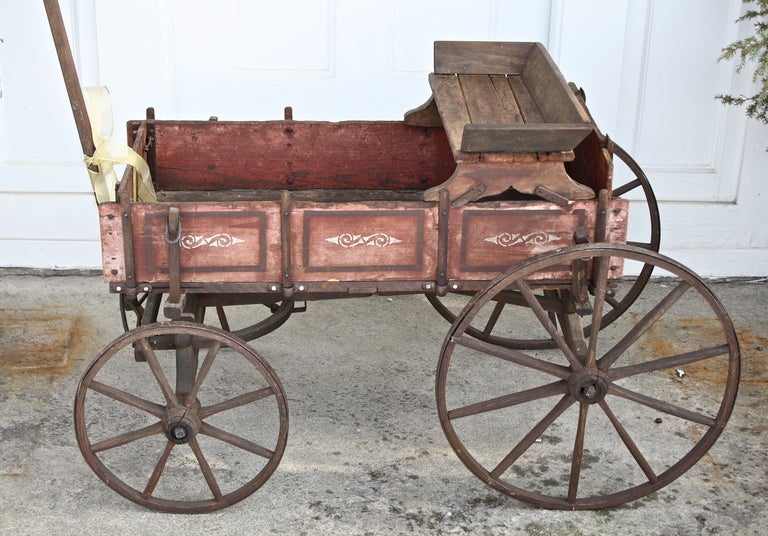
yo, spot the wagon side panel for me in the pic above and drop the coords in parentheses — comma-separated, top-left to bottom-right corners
(448, 199, 629, 282)
(291, 202, 439, 286)
(130, 202, 282, 285)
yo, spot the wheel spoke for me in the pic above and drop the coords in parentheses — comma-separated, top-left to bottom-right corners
(609, 344, 730, 381)
(200, 422, 275, 459)
(567, 404, 589, 503)
(482, 301, 506, 337)
(612, 178, 642, 197)
(91, 421, 163, 453)
(514, 281, 582, 370)
(88, 380, 165, 418)
(598, 282, 691, 370)
(453, 335, 571, 380)
(608, 384, 717, 427)
(491, 394, 575, 478)
(448, 380, 569, 420)
(599, 399, 658, 483)
(586, 257, 611, 367)
(142, 441, 175, 499)
(184, 341, 222, 408)
(199, 387, 276, 419)
(137, 338, 177, 406)
(188, 437, 224, 501)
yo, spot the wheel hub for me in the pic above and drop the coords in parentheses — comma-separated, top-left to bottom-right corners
(163, 405, 201, 445)
(569, 369, 609, 404)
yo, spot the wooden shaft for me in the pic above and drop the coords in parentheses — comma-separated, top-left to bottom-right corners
(43, 0, 96, 157)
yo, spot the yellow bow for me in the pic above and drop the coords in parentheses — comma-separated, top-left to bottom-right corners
(82, 86, 156, 203)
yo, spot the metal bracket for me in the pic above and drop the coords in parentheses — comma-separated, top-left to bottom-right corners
(163, 207, 185, 320)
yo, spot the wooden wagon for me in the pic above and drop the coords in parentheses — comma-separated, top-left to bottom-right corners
(45, 1, 739, 513)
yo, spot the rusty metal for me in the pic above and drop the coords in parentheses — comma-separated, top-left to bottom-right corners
(281, 190, 293, 297)
(436, 243, 740, 510)
(437, 189, 450, 293)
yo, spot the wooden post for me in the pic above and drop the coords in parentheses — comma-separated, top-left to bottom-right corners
(43, 0, 96, 158)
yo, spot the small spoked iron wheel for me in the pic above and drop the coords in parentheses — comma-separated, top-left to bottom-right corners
(74, 322, 288, 513)
(426, 142, 661, 350)
(436, 243, 739, 509)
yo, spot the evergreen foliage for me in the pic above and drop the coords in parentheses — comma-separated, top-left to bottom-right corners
(717, 0, 768, 124)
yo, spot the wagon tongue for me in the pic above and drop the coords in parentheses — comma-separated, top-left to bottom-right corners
(44, 0, 156, 203)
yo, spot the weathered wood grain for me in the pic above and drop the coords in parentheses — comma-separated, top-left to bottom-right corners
(461, 123, 593, 153)
(434, 41, 532, 75)
(152, 121, 455, 192)
(449, 199, 629, 281)
(522, 44, 591, 124)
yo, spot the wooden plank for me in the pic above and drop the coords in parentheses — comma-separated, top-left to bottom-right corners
(461, 123, 593, 153)
(99, 203, 125, 283)
(152, 121, 455, 192)
(459, 75, 503, 124)
(490, 75, 524, 123)
(521, 43, 591, 124)
(434, 41, 533, 75)
(507, 76, 544, 123)
(429, 73, 471, 157)
(459, 74, 527, 125)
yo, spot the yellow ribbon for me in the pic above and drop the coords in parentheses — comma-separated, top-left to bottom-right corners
(82, 86, 156, 203)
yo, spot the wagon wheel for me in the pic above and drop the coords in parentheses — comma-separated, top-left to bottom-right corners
(426, 141, 661, 349)
(436, 243, 739, 509)
(74, 321, 289, 513)
(119, 294, 294, 342)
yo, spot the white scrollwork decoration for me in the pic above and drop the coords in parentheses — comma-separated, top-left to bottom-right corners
(484, 232, 554, 248)
(181, 233, 246, 249)
(325, 233, 403, 248)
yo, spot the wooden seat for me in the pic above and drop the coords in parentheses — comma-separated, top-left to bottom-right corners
(406, 42, 599, 205)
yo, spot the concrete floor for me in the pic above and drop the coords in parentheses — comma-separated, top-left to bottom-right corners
(0, 273, 766, 535)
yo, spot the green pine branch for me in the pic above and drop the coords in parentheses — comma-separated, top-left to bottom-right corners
(717, 0, 768, 126)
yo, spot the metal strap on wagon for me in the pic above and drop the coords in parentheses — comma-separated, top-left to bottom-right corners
(82, 86, 156, 204)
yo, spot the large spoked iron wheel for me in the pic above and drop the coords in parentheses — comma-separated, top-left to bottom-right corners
(436, 244, 739, 509)
(74, 322, 289, 513)
(426, 142, 661, 350)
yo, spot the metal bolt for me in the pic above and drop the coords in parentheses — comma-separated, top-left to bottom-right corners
(451, 283, 459, 290)
(142, 286, 150, 292)
(424, 283, 434, 291)
(115, 285, 123, 292)
(172, 426, 187, 440)
(297, 284, 306, 292)
(269, 284, 279, 292)
(583, 385, 598, 399)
